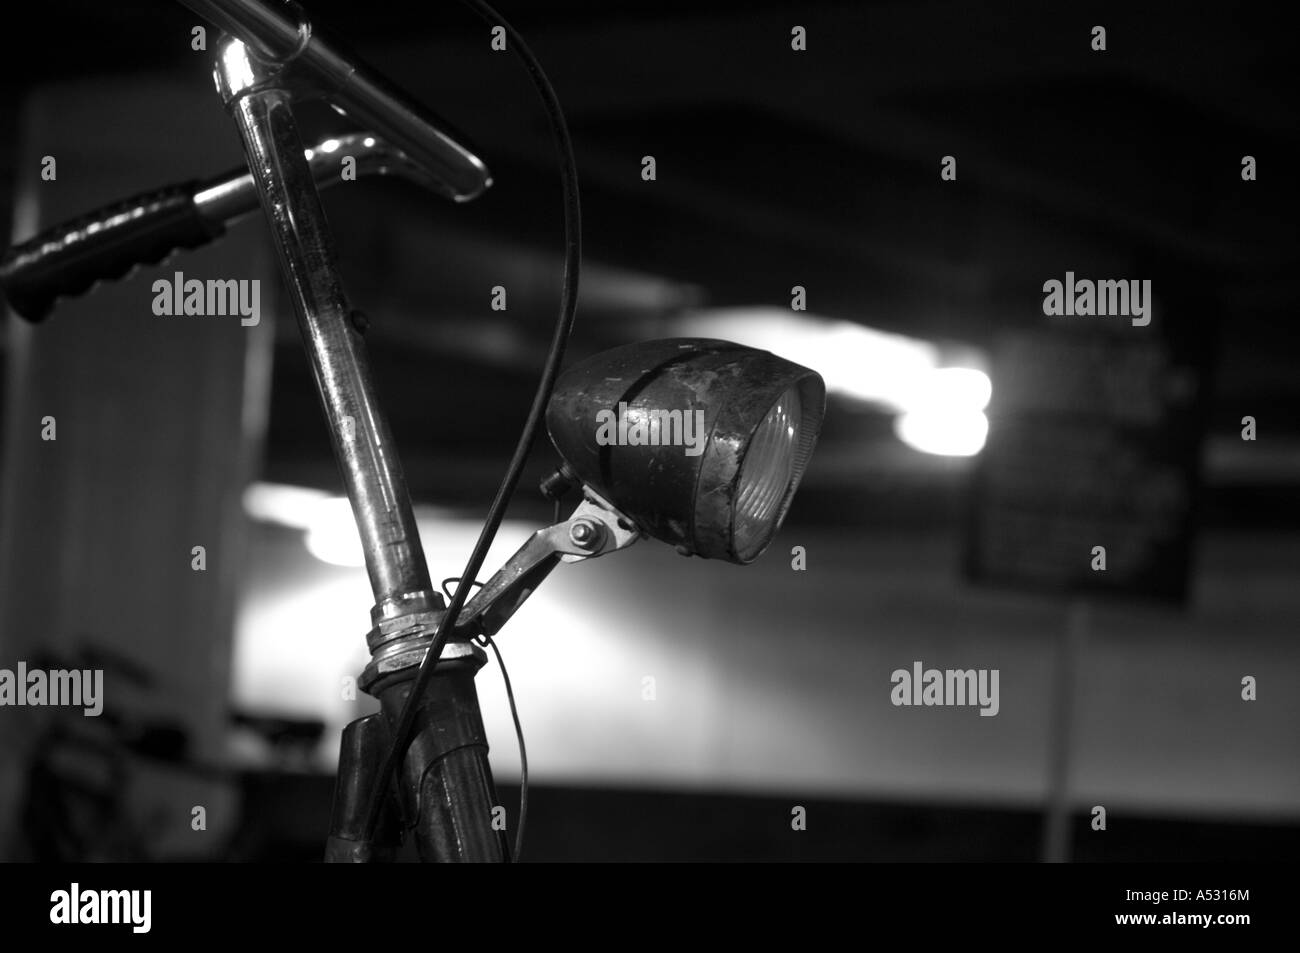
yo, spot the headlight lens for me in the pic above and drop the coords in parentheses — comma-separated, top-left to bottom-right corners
(733, 387, 802, 561)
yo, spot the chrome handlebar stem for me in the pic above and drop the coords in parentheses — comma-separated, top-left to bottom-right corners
(183, 0, 490, 201)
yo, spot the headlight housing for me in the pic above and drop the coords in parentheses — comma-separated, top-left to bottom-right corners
(545, 338, 825, 563)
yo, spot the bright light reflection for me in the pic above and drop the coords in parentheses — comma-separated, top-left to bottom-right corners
(674, 309, 992, 455)
(894, 408, 989, 457)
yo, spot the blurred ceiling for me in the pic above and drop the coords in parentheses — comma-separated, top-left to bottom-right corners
(2, 1, 1297, 527)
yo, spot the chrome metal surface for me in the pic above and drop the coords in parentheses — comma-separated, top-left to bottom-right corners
(360, 636, 486, 694)
(193, 132, 445, 226)
(215, 37, 438, 622)
(568, 518, 602, 550)
(184, 0, 491, 201)
(458, 490, 641, 637)
(202, 9, 507, 864)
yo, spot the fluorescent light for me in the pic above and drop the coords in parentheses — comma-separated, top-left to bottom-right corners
(303, 497, 366, 567)
(242, 483, 332, 530)
(243, 482, 542, 571)
(675, 309, 936, 409)
(914, 366, 992, 413)
(243, 483, 365, 566)
(674, 309, 992, 455)
(893, 367, 991, 456)
(894, 408, 989, 457)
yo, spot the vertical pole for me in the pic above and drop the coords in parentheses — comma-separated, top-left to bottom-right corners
(212, 38, 505, 862)
(1042, 599, 1087, 863)
(214, 39, 437, 624)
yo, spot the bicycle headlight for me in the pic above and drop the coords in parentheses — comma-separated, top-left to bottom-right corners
(545, 338, 825, 564)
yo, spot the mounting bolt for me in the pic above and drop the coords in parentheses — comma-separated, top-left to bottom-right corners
(569, 519, 603, 550)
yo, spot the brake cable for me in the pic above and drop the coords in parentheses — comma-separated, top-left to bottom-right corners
(360, 0, 581, 855)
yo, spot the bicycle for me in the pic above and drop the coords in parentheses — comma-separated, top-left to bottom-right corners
(0, 0, 827, 862)
(10, 642, 329, 862)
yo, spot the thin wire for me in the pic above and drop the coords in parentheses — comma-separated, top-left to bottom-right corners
(481, 633, 528, 861)
(361, 0, 582, 847)
(440, 577, 483, 601)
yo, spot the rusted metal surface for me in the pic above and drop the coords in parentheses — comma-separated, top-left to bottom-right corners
(546, 338, 826, 563)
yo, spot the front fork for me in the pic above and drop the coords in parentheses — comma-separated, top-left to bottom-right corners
(212, 37, 507, 862)
(327, 653, 507, 863)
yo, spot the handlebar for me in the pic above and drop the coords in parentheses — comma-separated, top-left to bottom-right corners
(1, 0, 493, 323)
(0, 133, 442, 322)
(4, 0, 514, 863)
(0, 183, 223, 323)
(179, 0, 491, 202)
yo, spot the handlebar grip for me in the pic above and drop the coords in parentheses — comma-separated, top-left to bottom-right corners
(0, 182, 225, 323)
